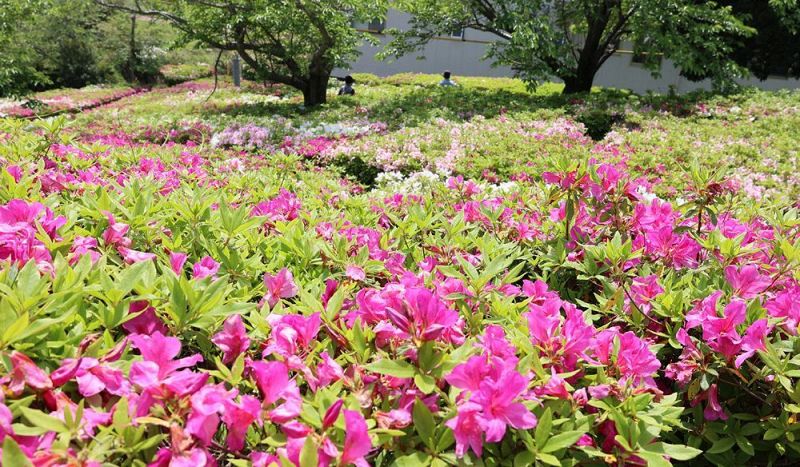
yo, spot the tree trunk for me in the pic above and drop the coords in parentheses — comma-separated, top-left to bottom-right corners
(301, 72, 330, 106)
(562, 57, 600, 94)
(562, 71, 596, 94)
(126, 14, 137, 82)
(562, 2, 610, 94)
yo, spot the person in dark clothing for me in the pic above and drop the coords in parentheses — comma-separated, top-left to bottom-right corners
(338, 75, 356, 95)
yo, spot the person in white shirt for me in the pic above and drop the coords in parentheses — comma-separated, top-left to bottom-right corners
(439, 70, 457, 87)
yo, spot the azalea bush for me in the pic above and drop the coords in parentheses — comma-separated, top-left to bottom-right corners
(0, 76, 799, 466)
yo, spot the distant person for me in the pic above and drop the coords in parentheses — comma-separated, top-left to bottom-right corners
(439, 71, 458, 87)
(337, 75, 356, 95)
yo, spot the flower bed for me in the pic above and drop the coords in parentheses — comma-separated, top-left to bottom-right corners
(0, 78, 799, 466)
(0, 86, 145, 118)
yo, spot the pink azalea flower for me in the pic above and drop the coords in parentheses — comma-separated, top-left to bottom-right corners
(211, 314, 250, 364)
(446, 402, 484, 457)
(346, 265, 366, 281)
(341, 409, 372, 466)
(322, 399, 345, 430)
(525, 300, 594, 371)
(595, 329, 660, 386)
(690, 295, 770, 367)
(703, 299, 747, 358)
(665, 328, 702, 386)
(6, 164, 22, 182)
(447, 355, 508, 393)
(628, 275, 664, 315)
(766, 288, 800, 335)
(123, 301, 169, 336)
(321, 278, 339, 308)
(264, 312, 321, 357)
(102, 212, 130, 248)
(251, 189, 302, 224)
(169, 251, 188, 275)
(192, 255, 220, 279)
(186, 383, 236, 446)
(69, 236, 101, 265)
(534, 368, 571, 399)
(51, 358, 129, 397)
(6, 351, 53, 395)
(47, 390, 111, 439)
(222, 395, 262, 451)
(685, 290, 724, 329)
(129, 332, 206, 416)
(735, 318, 770, 368)
(262, 268, 299, 308)
(725, 264, 771, 299)
(0, 402, 12, 441)
(694, 383, 727, 421)
(151, 445, 214, 467)
(522, 279, 560, 304)
(476, 325, 517, 360)
(0, 199, 63, 272)
(118, 246, 156, 264)
(248, 360, 302, 423)
(311, 351, 345, 391)
(385, 287, 461, 342)
(471, 370, 537, 443)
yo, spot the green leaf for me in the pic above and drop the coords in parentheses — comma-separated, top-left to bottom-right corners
(650, 442, 702, 460)
(707, 437, 736, 454)
(394, 452, 431, 467)
(113, 397, 130, 432)
(299, 436, 318, 467)
(765, 428, 785, 441)
(414, 373, 436, 394)
(541, 430, 586, 453)
(636, 450, 671, 467)
(513, 451, 535, 467)
(735, 436, 755, 456)
(365, 359, 415, 378)
(2, 436, 33, 467)
(535, 407, 553, 448)
(116, 260, 154, 295)
(413, 398, 436, 450)
(536, 452, 561, 466)
(19, 407, 68, 433)
(2, 311, 29, 345)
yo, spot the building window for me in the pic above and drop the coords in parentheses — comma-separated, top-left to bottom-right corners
(631, 51, 662, 67)
(351, 18, 386, 33)
(449, 28, 465, 40)
(367, 18, 386, 33)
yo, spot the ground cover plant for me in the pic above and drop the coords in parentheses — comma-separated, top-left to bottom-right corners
(1, 74, 799, 466)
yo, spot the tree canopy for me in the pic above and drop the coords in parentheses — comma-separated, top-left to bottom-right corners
(723, 0, 800, 80)
(384, 0, 755, 93)
(0, 0, 49, 97)
(96, 0, 387, 106)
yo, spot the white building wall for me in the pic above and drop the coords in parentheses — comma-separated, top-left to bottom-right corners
(340, 10, 800, 94)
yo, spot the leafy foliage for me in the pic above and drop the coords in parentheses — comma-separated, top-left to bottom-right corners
(96, 0, 388, 105)
(385, 0, 754, 93)
(0, 75, 799, 465)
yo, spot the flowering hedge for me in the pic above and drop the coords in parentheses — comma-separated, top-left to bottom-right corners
(0, 79, 799, 466)
(0, 86, 145, 118)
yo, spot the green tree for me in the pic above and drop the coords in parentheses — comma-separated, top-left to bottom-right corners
(95, 0, 387, 106)
(0, 0, 49, 97)
(722, 0, 800, 80)
(384, 0, 754, 94)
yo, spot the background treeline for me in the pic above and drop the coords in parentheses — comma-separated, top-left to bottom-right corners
(1, 0, 799, 99)
(0, 0, 213, 97)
